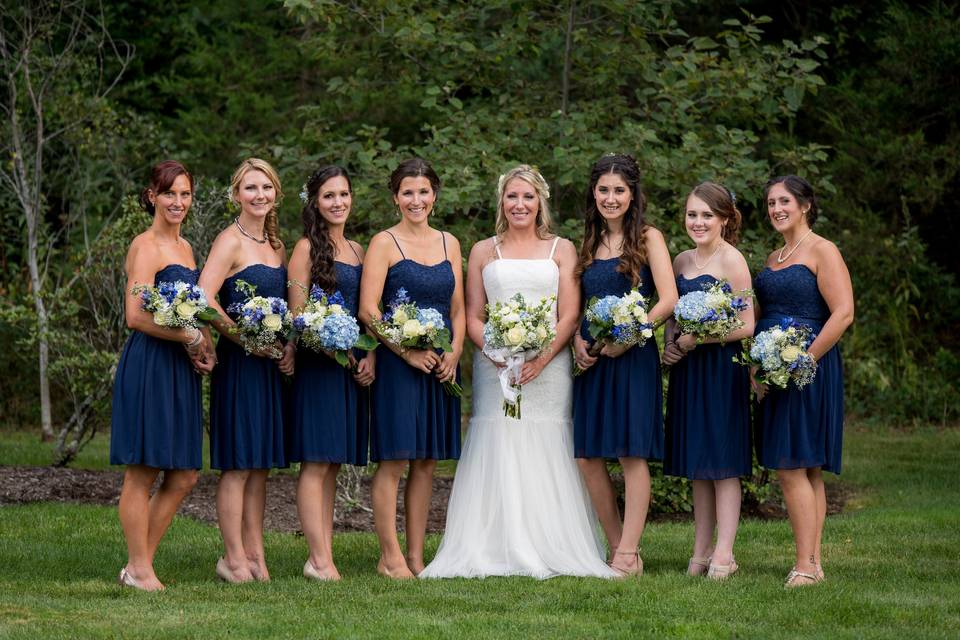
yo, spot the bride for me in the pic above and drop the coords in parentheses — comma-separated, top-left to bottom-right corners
(420, 165, 617, 579)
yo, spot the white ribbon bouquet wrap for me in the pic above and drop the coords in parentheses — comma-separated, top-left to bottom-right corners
(481, 293, 556, 419)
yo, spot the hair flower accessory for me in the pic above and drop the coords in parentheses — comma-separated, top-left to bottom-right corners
(299, 184, 309, 204)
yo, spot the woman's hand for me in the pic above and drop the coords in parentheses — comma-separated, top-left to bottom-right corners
(749, 365, 768, 401)
(402, 348, 441, 374)
(573, 334, 598, 372)
(661, 341, 686, 365)
(676, 333, 698, 354)
(353, 352, 376, 387)
(518, 356, 547, 385)
(599, 342, 631, 359)
(276, 342, 296, 375)
(187, 335, 216, 375)
(434, 351, 459, 384)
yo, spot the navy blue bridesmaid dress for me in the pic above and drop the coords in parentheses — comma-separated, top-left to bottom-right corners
(110, 264, 204, 469)
(288, 260, 369, 465)
(754, 264, 844, 473)
(369, 232, 461, 461)
(663, 274, 752, 480)
(572, 259, 663, 460)
(210, 264, 288, 470)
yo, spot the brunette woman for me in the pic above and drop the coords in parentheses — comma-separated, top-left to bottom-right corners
(287, 165, 375, 581)
(200, 158, 294, 583)
(662, 182, 755, 580)
(572, 154, 678, 577)
(754, 175, 853, 587)
(359, 158, 464, 579)
(111, 160, 213, 591)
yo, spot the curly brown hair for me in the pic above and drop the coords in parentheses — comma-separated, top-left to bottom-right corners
(577, 154, 648, 286)
(301, 165, 352, 292)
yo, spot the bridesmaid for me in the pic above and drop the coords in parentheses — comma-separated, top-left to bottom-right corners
(200, 158, 294, 583)
(754, 175, 853, 587)
(572, 154, 678, 577)
(662, 182, 755, 580)
(359, 158, 464, 579)
(287, 165, 375, 581)
(111, 160, 213, 591)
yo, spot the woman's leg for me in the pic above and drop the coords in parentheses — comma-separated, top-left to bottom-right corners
(118, 465, 164, 590)
(576, 458, 622, 555)
(371, 460, 413, 578)
(215, 469, 253, 581)
(808, 467, 826, 574)
(404, 458, 437, 575)
(242, 469, 270, 581)
(613, 457, 651, 574)
(297, 462, 341, 579)
(711, 477, 742, 567)
(690, 479, 716, 574)
(146, 469, 199, 562)
(777, 468, 819, 578)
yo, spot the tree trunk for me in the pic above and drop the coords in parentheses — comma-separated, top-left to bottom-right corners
(26, 202, 53, 441)
(560, 0, 576, 115)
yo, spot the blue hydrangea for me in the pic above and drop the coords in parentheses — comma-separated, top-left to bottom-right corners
(674, 290, 709, 322)
(417, 307, 444, 328)
(319, 313, 360, 351)
(588, 295, 620, 322)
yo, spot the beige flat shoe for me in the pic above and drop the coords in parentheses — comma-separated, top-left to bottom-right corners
(784, 567, 822, 588)
(707, 558, 739, 581)
(687, 556, 711, 577)
(610, 549, 643, 578)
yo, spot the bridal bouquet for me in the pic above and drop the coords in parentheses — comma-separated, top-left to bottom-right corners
(734, 317, 817, 389)
(133, 281, 219, 329)
(576, 289, 653, 374)
(373, 287, 461, 396)
(292, 285, 377, 368)
(482, 292, 557, 419)
(227, 279, 293, 358)
(674, 279, 751, 343)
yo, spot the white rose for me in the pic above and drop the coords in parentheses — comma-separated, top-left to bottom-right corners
(641, 327, 653, 338)
(393, 309, 409, 324)
(263, 314, 283, 332)
(175, 302, 198, 319)
(780, 345, 801, 363)
(506, 325, 525, 346)
(402, 319, 422, 338)
(153, 309, 174, 326)
(612, 309, 632, 325)
(328, 304, 343, 315)
(632, 305, 648, 320)
(314, 305, 328, 318)
(504, 312, 520, 324)
(536, 325, 548, 339)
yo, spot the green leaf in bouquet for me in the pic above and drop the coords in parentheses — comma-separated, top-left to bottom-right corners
(196, 306, 222, 323)
(335, 351, 350, 367)
(355, 334, 379, 351)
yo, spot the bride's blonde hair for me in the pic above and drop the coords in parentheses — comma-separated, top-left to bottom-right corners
(494, 165, 553, 240)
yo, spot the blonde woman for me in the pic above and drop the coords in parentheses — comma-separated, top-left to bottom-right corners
(199, 158, 293, 583)
(420, 165, 618, 579)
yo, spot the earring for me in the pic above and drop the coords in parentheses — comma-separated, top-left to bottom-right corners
(394, 204, 401, 218)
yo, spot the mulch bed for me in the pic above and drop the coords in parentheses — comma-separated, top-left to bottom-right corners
(0, 466, 850, 534)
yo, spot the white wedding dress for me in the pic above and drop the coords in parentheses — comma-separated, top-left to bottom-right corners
(420, 240, 617, 579)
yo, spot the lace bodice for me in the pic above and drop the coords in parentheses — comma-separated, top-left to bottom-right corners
(579, 258, 652, 340)
(755, 264, 830, 330)
(220, 264, 287, 319)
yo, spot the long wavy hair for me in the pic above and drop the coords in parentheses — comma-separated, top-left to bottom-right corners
(494, 165, 553, 240)
(577, 154, 648, 285)
(687, 181, 742, 245)
(230, 157, 283, 249)
(139, 160, 193, 216)
(301, 165, 352, 292)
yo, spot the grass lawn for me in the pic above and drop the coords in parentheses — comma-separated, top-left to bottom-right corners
(1, 425, 958, 639)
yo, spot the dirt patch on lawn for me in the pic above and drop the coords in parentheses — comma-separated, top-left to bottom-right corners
(0, 466, 851, 534)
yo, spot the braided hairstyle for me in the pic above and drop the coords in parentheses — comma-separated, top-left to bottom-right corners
(301, 165, 352, 292)
(230, 158, 284, 249)
(577, 154, 648, 286)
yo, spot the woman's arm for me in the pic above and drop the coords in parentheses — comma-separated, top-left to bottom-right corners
(808, 238, 854, 360)
(286, 238, 311, 315)
(464, 239, 492, 349)
(644, 227, 678, 325)
(435, 232, 465, 384)
(198, 230, 244, 346)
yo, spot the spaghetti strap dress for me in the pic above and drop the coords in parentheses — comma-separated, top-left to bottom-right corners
(754, 264, 844, 473)
(288, 252, 369, 466)
(369, 232, 461, 461)
(572, 259, 663, 460)
(110, 264, 204, 469)
(210, 264, 288, 470)
(663, 274, 752, 479)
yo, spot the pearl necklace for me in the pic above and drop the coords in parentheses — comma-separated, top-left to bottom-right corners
(777, 228, 814, 264)
(693, 242, 722, 270)
(234, 217, 267, 244)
